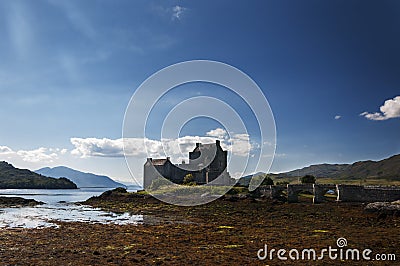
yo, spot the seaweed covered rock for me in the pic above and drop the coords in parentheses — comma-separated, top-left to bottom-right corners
(0, 196, 43, 208)
(100, 187, 128, 197)
(85, 188, 152, 204)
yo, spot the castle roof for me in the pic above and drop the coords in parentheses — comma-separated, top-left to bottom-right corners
(192, 140, 221, 153)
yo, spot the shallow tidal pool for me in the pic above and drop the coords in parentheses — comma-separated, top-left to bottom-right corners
(0, 203, 143, 229)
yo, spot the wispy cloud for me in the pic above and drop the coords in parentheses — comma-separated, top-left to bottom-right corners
(334, 115, 341, 120)
(152, 4, 187, 21)
(57, 54, 81, 83)
(70, 128, 253, 160)
(4, 1, 35, 57)
(48, 0, 96, 39)
(360, 96, 400, 121)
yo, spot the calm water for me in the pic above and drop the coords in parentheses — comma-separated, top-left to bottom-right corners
(0, 187, 141, 204)
(0, 187, 143, 229)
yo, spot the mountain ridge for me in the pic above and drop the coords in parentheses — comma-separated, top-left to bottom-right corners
(0, 161, 77, 189)
(35, 166, 126, 188)
(279, 154, 400, 180)
(238, 154, 400, 183)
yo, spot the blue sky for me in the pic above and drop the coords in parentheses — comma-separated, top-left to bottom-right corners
(0, 0, 399, 184)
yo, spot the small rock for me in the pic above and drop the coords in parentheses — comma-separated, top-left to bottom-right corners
(136, 249, 146, 255)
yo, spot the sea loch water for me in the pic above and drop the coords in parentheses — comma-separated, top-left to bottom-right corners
(0, 187, 143, 229)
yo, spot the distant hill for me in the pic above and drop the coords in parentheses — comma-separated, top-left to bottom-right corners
(35, 166, 126, 188)
(280, 154, 400, 181)
(283, 163, 349, 178)
(0, 162, 77, 189)
(237, 172, 265, 186)
(237, 154, 400, 185)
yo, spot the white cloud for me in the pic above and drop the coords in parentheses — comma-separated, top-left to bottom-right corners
(71, 136, 219, 159)
(71, 138, 128, 158)
(70, 129, 254, 160)
(228, 133, 252, 157)
(0, 146, 14, 155)
(231, 172, 243, 179)
(172, 5, 186, 20)
(16, 147, 59, 163)
(360, 96, 400, 121)
(334, 115, 341, 120)
(0, 146, 68, 163)
(206, 128, 228, 139)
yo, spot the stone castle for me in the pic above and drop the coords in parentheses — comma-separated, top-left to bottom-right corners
(143, 140, 233, 188)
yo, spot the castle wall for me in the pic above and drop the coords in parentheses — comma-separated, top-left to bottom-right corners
(207, 150, 227, 182)
(143, 164, 164, 189)
(188, 142, 227, 183)
(144, 140, 230, 187)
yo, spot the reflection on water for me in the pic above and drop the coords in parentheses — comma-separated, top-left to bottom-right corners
(0, 187, 143, 229)
(0, 203, 143, 229)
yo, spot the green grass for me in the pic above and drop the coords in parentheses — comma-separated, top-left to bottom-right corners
(147, 185, 251, 196)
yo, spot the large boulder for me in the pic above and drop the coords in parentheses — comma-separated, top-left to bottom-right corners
(365, 200, 400, 217)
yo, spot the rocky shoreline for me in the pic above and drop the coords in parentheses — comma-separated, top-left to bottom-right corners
(0, 188, 398, 265)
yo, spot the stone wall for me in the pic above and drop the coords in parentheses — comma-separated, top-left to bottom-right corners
(287, 184, 314, 203)
(337, 185, 400, 202)
(278, 184, 400, 203)
(313, 184, 337, 204)
(255, 185, 286, 199)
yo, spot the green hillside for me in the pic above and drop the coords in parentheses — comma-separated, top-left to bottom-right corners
(337, 155, 400, 180)
(277, 154, 400, 185)
(0, 161, 77, 189)
(283, 163, 349, 178)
